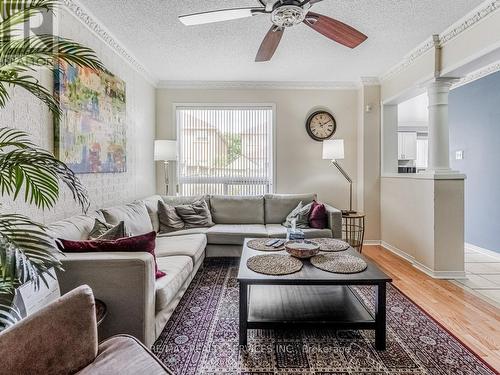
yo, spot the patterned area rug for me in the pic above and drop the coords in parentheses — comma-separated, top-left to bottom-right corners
(152, 258, 497, 375)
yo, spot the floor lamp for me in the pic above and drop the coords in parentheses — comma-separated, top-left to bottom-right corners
(322, 139, 356, 214)
(154, 140, 177, 195)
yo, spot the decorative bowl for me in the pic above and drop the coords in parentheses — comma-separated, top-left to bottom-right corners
(285, 240, 320, 259)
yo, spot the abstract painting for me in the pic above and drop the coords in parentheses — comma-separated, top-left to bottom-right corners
(54, 61, 126, 173)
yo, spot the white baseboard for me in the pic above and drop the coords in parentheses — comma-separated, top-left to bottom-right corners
(363, 240, 381, 246)
(379, 241, 466, 280)
(413, 260, 466, 280)
(380, 241, 415, 264)
(465, 243, 500, 260)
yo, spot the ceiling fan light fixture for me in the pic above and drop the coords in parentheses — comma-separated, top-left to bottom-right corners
(271, 5, 306, 28)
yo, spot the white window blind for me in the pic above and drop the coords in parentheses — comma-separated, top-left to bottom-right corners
(176, 106, 274, 196)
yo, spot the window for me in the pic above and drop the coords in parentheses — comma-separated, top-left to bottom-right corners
(176, 105, 274, 196)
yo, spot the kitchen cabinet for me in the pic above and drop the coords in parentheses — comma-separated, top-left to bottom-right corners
(398, 132, 417, 160)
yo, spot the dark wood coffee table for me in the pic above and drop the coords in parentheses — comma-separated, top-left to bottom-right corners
(237, 238, 392, 350)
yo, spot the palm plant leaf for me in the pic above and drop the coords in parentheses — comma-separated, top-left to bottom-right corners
(0, 1, 102, 330)
(0, 2, 103, 118)
(0, 71, 61, 116)
(0, 35, 104, 72)
(0, 0, 56, 41)
(0, 214, 61, 285)
(0, 293, 22, 329)
(0, 126, 34, 149)
(0, 128, 90, 211)
(0, 149, 60, 208)
(0, 214, 60, 330)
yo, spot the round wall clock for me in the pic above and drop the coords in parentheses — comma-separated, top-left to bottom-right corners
(305, 111, 337, 141)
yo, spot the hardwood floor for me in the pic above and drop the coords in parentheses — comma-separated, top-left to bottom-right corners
(363, 245, 500, 371)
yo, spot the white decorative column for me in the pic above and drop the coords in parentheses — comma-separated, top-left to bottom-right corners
(426, 79, 456, 173)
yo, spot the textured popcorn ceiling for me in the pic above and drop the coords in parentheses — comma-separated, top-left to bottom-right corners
(78, 0, 484, 83)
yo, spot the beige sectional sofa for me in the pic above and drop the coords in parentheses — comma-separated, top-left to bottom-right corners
(50, 193, 341, 347)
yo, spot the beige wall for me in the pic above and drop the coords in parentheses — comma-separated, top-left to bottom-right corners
(381, 176, 465, 276)
(156, 88, 359, 212)
(381, 177, 435, 261)
(1, 8, 156, 223)
(358, 85, 381, 241)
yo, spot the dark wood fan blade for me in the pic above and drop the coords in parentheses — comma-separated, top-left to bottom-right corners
(255, 26, 284, 62)
(303, 12, 367, 48)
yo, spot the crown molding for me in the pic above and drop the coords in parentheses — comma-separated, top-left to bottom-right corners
(360, 77, 380, 86)
(157, 80, 360, 90)
(380, 0, 500, 82)
(61, 0, 158, 86)
(452, 60, 500, 89)
(380, 37, 437, 82)
(440, 0, 500, 46)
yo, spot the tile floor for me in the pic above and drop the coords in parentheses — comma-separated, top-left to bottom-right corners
(454, 247, 500, 307)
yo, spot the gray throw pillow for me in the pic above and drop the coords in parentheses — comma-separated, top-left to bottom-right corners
(282, 201, 312, 229)
(88, 219, 128, 240)
(158, 200, 185, 233)
(100, 202, 153, 236)
(175, 200, 214, 228)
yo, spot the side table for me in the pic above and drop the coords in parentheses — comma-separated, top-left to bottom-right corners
(342, 212, 366, 253)
(95, 299, 107, 326)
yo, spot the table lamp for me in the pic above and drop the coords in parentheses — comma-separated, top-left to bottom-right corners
(154, 140, 177, 195)
(322, 139, 356, 214)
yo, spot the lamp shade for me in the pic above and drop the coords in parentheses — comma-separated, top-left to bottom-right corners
(322, 139, 345, 160)
(154, 140, 177, 161)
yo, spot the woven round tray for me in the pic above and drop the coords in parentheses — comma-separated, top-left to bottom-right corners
(310, 253, 367, 274)
(247, 254, 303, 275)
(311, 238, 350, 252)
(247, 238, 285, 251)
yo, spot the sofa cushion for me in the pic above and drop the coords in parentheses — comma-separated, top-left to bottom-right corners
(158, 228, 209, 238)
(175, 199, 214, 228)
(155, 256, 193, 311)
(158, 201, 185, 233)
(101, 202, 153, 236)
(58, 232, 166, 279)
(140, 195, 163, 233)
(264, 193, 317, 224)
(206, 224, 268, 245)
(88, 219, 128, 240)
(47, 212, 105, 240)
(309, 201, 327, 229)
(210, 195, 265, 224)
(155, 234, 206, 264)
(162, 195, 211, 208)
(282, 202, 313, 229)
(77, 335, 171, 375)
(265, 224, 332, 239)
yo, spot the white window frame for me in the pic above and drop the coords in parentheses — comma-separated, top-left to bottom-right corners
(173, 103, 277, 195)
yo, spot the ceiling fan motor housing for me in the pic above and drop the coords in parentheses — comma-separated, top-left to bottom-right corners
(271, 5, 307, 27)
(269, 0, 310, 28)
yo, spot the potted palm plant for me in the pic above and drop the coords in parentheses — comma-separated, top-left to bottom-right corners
(0, 0, 103, 329)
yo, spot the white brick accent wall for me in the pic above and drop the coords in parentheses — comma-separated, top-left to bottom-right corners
(0, 8, 156, 224)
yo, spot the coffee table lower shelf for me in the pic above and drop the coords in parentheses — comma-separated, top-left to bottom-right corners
(239, 284, 386, 350)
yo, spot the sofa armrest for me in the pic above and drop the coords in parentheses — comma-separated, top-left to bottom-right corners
(324, 204, 342, 239)
(56, 252, 156, 347)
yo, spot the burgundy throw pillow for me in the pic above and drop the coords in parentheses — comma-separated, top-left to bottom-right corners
(309, 200, 327, 229)
(58, 231, 166, 279)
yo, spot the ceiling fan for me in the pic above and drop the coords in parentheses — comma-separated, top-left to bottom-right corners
(178, 0, 368, 62)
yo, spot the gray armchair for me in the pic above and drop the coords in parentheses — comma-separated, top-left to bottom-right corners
(0, 285, 172, 375)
